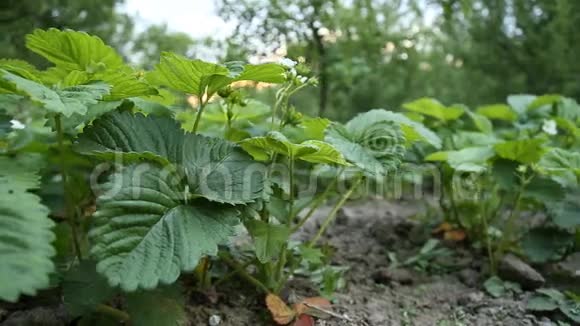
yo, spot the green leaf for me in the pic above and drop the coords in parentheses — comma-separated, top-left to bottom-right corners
(147, 52, 228, 96)
(403, 98, 464, 122)
(527, 295, 559, 311)
(96, 70, 158, 100)
(90, 163, 240, 291)
(494, 138, 546, 164)
(0, 69, 110, 117)
(466, 111, 493, 134)
(560, 301, 580, 323)
(483, 276, 507, 298)
(148, 53, 285, 97)
(425, 146, 494, 172)
(301, 117, 331, 141)
(326, 114, 407, 176)
(546, 190, 580, 229)
(245, 219, 290, 263)
(26, 28, 124, 71)
(0, 59, 41, 82)
(77, 111, 266, 204)
(240, 131, 348, 165)
(529, 94, 563, 111)
(507, 94, 536, 115)
(476, 104, 518, 122)
(62, 260, 116, 316)
(347, 109, 441, 148)
(522, 228, 574, 263)
(0, 156, 55, 302)
(202, 100, 270, 123)
(538, 148, 580, 183)
(125, 284, 186, 326)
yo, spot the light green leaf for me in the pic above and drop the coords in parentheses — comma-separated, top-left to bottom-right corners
(425, 146, 494, 172)
(529, 94, 563, 111)
(326, 112, 407, 176)
(301, 117, 331, 141)
(62, 260, 115, 316)
(125, 284, 186, 326)
(206, 61, 286, 95)
(0, 59, 41, 82)
(240, 131, 348, 165)
(77, 111, 265, 204)
(452, 131, 498, 148)
(148, 53, 285, 97)
(476, 104, 518, 122)
(507, 94, 536, 115)
(147, 52, 228, 96)
(245, 219, 290, 263)
(26, 28, 123, 71)
(0, 156, 55, 302)
(403, 98, 464, 122)
(346, 109, 441, 148)
(0, 69, 110, 117)
(96, 70, 158, 100)
(494, 138, 546, 164)
(90, 163, 240, 291)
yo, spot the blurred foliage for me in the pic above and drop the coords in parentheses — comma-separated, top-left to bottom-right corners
(3, 0, 580, 121)
(217, 0, 580, 121)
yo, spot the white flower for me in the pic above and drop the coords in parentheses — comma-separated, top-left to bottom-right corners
(542, 119, 557, 135)
(279, 58, 297, 68)
(299, 76, 308, 84)
(10, 119, 25, 130)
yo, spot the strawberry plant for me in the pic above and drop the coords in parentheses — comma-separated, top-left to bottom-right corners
(0, 29, 420, 323)
(404, 96, 580, 273)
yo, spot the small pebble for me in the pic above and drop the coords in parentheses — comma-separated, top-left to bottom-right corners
(209, 314, 221, 326)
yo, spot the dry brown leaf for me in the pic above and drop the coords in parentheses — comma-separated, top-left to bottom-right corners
(293, 314, 315, 326)
(266, 293, 296, 325)
(293, 297, 332, 316)
(444, 229, 467, 242)
(432, 222, 453, 234)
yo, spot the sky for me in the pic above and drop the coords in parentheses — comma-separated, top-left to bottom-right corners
(121, 0, 235, 39)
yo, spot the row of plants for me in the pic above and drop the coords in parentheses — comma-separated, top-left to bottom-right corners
(1, 29, 578, 324)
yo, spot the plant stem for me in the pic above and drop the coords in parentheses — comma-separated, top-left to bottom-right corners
(496, 175, 532, 258)
(220, 254, 269, 293)
(96, 304, 130, 322)
(198, 257, 211, 289)
(192, 97, 206, 134)
(308, 175, 364, 248)
(274, 156, 295, 291)
(481, 200, 496, 274)
(54, 115, 83, 262)
(291, 169, 342, 233)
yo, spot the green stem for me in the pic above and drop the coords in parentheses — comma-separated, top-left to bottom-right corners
(481, 200, 496, 275)
(496, 175, 532, 258)
(192, 97, 206, 134)
(220, 254, 269, 293)
(274, 156, 295, 291)
(291, 169, 343, 233)
(55, 115, 83, 262)
(308, 175, 364, 248)
(198, 257, 211, 289)
(96, 304, 130, 322)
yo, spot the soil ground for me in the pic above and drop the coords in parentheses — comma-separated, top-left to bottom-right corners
(186, 199, 545, 326)
(1, 199, 558, 326)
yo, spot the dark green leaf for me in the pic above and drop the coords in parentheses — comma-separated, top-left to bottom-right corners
(63, 260, 115, 316)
